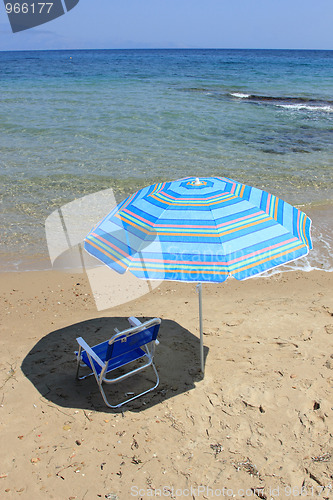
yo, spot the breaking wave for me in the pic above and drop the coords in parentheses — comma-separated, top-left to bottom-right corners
(183, 88, 333, 112)
(229, 92, 333, 112)
(229, 92, 251, 99)
(276, 103, 333, 113)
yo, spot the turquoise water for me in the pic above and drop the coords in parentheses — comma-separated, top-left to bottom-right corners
(0, 49, 332, 271)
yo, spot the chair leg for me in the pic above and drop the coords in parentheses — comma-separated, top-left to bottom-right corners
(75, 346, 82, 379)
(98, 362, 160, 409)
(76, 354, 96, 380)
(76, 351, 101, 381)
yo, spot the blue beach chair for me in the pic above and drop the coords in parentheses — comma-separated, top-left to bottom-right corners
(75, 317, 161, 408)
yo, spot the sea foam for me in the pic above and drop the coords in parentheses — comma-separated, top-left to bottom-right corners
(276, 103, 333, 113)
(229, 92, 251, 99)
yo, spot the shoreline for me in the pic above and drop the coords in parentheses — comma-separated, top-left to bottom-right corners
(1, 254, 332, 275)
(2, 194, 333, 272)
(2, 201, 333, 274)
(1, 268, 332, 497)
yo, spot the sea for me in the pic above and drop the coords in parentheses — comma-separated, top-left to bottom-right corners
(0, 49, 332, 273)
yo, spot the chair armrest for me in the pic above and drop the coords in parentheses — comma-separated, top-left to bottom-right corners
(128, 316, 142, 327)
(76, 337, 105, 368)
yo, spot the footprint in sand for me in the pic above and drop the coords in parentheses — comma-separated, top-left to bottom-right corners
(276, 395, 289, 407)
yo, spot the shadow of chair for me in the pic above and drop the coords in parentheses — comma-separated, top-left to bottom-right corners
(21, 317, 209, 412)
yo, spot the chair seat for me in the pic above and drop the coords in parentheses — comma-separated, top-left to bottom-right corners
(80, 343, 148, 376)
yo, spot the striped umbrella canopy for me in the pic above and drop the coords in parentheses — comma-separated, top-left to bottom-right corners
(84, 176, 312, 372)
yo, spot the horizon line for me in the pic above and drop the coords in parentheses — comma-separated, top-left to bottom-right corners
(1, 47, 333, 53)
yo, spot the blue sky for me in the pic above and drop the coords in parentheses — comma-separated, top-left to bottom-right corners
(1, 0, 333, 51)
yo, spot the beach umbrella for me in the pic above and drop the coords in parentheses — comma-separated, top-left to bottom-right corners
(84, 176, 312, 374)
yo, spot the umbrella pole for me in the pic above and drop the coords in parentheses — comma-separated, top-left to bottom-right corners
(197, 282, 204, 374)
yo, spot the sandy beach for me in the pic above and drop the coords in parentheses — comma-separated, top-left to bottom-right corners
(0, 269, 332, 499)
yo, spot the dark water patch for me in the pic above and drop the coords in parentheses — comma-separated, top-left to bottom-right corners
(261, 148, 287, 155)
(183, 87, 211, 92)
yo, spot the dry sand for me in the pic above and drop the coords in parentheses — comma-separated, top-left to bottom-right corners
(0, 269, 332, 499)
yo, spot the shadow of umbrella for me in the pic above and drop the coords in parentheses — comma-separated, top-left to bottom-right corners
(21, 317, 208, 412)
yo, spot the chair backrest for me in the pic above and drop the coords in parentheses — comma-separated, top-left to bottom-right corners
(105, 318, 161, 362)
